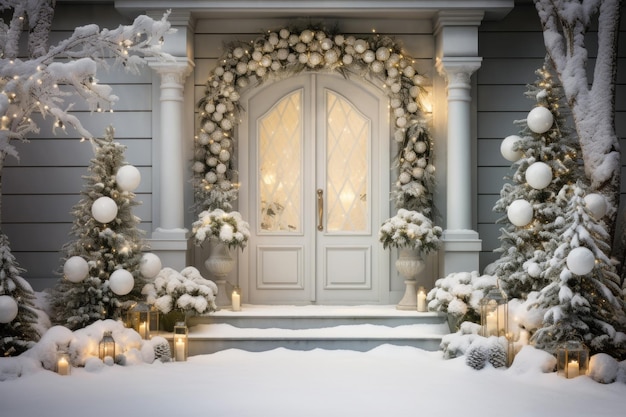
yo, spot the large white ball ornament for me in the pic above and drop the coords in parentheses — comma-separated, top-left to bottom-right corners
(527, 106, 554, 134)
(507, 199, 533, 227)
(140, 253, 162, 279)
(567, 247, 595, 275)
(500, 135, 523, 162)
(525, 161, 553, 189)
(0, 295, 18, 323)
(63, 256, 89, 283)
(115, 165, 141, 192)
(109, 269, 134, 295)
(584, 193, 607, 219)
(91, 197, 118, 224)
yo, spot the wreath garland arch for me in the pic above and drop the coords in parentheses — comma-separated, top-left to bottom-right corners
(193, 26, 436, 220)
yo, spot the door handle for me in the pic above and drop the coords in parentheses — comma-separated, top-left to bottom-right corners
(317, 189, 324, 231)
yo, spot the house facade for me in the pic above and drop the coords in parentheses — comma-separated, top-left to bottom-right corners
(3, 1, 625, 307)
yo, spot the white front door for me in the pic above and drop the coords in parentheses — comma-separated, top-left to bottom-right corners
(239, 73, 389, 304)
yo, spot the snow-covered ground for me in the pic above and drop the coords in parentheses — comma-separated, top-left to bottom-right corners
(1, 332, 625, 417)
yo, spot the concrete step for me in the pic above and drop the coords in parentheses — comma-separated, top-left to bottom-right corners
(179, 305, 449, 355)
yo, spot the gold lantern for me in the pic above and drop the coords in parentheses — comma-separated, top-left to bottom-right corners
(127, 302, 159, 339)
(480, 287, 508, 337)
(556, 340, 589, 378)
(98, 330, 116, 361)
(173, 321, 188, 362)
(56, 350, 71, 376)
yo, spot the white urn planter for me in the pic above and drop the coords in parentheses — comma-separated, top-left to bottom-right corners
(395, 248, 426, 310)
(204, 240, 235, 308)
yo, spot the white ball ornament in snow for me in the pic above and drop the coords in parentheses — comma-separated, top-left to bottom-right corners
(566, 247, 595, 276)
(584, 193, 607, 219)
(525, 162, 553, 190)
(109, 269, 134, 296)
(500, 135, 523, 162)
(526, 106, 554, 134)
(0, 295, 18, 323)
(507, 199, 533, 227)
(140, 253, 162, 279)
(115, 165, 141, 192)
(63, 256, 89, 283)
(91, 197, 118, 224)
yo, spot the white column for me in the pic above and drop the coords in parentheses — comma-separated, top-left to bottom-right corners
(437, 58, 482, 231)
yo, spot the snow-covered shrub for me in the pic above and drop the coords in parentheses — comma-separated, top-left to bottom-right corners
(588, 353, 619, 384)
(427, 271, 497, 329)
(192, 209, 250, 250)
(440, 321, 481, 359)
(142, 267, 218, 315)
(378, 209, 442, 253)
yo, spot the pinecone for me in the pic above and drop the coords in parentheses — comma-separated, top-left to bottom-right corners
(153, 339, 172, 362)
(488, 337, 508, 368)
(465, 339, 488, 370)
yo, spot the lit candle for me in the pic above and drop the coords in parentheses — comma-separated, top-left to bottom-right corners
(232, 291, 241, 311)
(138, 321, 147, 339)
(567, 360, 579, 378)
(486, 311, 498, 336)
(417, 288, 427, 312)
(175, 337, 186, 361)
(57, 357, 70, 376)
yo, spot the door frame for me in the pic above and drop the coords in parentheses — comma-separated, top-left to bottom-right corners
(237, 72, 391, 304)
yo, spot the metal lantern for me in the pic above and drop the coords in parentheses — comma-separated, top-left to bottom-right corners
(480, 287, 508, 337)
(56, 350, 71, 376)
(98, 330, 116, 361)
(127, 302, 159, 339)
(556, 340, 589, 378)
(173, 322, 189, 362)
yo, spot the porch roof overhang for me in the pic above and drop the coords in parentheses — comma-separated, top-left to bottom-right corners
(111, 0, 514, 21)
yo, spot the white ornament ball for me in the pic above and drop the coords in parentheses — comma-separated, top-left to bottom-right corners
(567, 247, 595, 275)
(371, 61, 384, 73)
(300, 29, 314, 43)
(363, 50, 375, 63)
(342, 54, 353, 66)
(116, 165, 141, 192)
(324, 49, 339, 64)
(354, 39, 368, 54)
(216, 163, 227, 174)
(399, 171, 411, 184)
(140, 253, 162, 279)
(501, 135, 523, 162)
(0, 295, 18, 324)
(527, 106, 554, 134)
(507, 199, 533, 227)
(64, 256, 89, 283)
(412, 167, 424, 179)
(414, 141, 427, 154)
(321, 38, 334, 50)
(584, 193, 607, 219)
(404, 150, 417, 162)
(219, 149, 231, 162)
(376, 47, 390, 61)
(525, 161, 553, 190)
(205, 171, 218, 184)
(109, 269, 134, 296)
(403, 65, 416, 78)
(91, 196, 118, 224)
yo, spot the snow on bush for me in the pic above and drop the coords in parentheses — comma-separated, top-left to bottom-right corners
(509, 345, 556, 375)
(588, 353, 619, 384)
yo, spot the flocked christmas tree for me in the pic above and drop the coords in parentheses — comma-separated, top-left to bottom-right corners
(531, 184, 626, 359)
(0, 232, 41, 356)
(492, 57, 583, 300)
(52, 126, 148, 330)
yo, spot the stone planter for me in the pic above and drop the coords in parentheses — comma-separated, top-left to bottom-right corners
(395, 247, 425, 310)
(204, 239, 235, 308)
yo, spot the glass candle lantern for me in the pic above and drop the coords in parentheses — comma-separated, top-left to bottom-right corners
(99, 330, 116, 361)
(556, 340, 589, 378)
(127, 302, 159, 339)
(480, 287, 508, 337)
(56, 350, 71, 376)
(173, 322, 188, 362)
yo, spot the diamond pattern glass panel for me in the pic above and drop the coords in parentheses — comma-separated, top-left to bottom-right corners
(326, 90, 369, 232)
(258, 90, 302, 232)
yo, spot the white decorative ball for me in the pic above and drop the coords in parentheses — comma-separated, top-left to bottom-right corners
(236, 61, 248, 75)
(300, 29, 314, 43)
(109, 269, 134, 296)
(404, 150, 417, 162)
(396, 117, 407, 128)
(219, 149, 231, 162)
(406, 102, 418, 113)
(354, 39, 368, 54)
(140, 253, 162, 279)
(507, 199, 533, 227)
(91, 196, 118, 224)
(500, 135, 523, 162)
(334, 34, 345, 46)
(116, 165, 141, 192)
(371, 61, 384, 73)
(308, 52, 322, 67)
(222, 71, 234, 83)
(412, 167, 424, 179)
(584, 193, 607, 219)
(403, 66, 416, 78)
(342, 54, 353, 65)
(376, 47, 390, 61)
(64, 256, 89, 283)
(527, 106, 554, 134)
(525, 161, 553, 190)
(399, 171, 411, 184)
(214, 66, 224, 76)
(205, 171, 218, 183)
(0, 295, 18, 323)
(414, 141, 427, 154)
(324, 49, 339, 64)
(567, 247, 595, 275)
(363, 50, 375, 63)
(216, 163, 227, 174)
(321, 38, 334, 50)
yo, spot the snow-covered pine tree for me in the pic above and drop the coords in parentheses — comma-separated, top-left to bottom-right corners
(0, 231, 40, 356)
(492, 58, 582, 300)
(52, 126, 147, 330)
(531, 184, 626, 359)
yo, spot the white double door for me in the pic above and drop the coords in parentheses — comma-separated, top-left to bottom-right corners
(239, 73, 389, 304)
